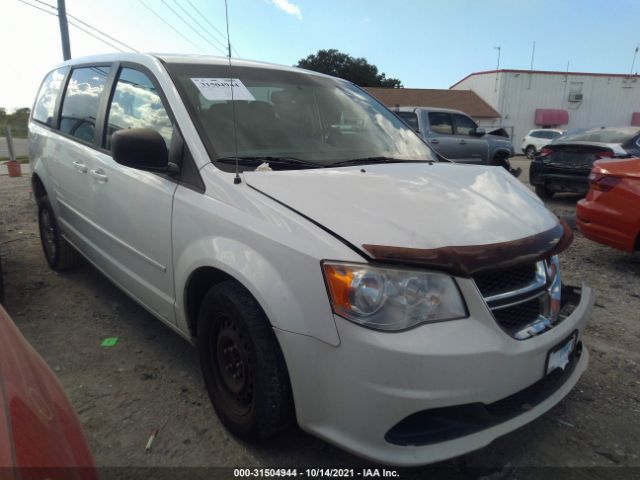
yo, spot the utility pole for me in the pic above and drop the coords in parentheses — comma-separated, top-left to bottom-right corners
(493, 46, 501, 92)
(57, 0, 71, 60)
(528, 41, 536, 90)
(631, 45, 639, 76)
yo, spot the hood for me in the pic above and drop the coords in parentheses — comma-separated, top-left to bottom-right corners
(244, 163, 558, 253)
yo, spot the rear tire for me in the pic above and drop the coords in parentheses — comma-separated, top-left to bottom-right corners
(535, 184, 555, 199)
(525, 145, 536, 159)
(37, 196, 82, 271)
(197, 281, 293, 440)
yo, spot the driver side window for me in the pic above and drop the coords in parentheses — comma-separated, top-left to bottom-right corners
(105, 68, 173, 150)
(428, 112, 453, 135)
(452, 114, 477, 136)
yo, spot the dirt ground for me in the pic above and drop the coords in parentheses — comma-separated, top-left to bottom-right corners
(1, 158, 639, 479)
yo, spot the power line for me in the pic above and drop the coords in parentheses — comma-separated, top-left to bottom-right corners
(15, 0, 125, 52)
(67, 12, 137, 52)
(15, 0, 54, 16)
(185, 0, 239, 56)
(159, 0, 226, 55)
(68, 19, 125, 52)
(169, 0, 228, 54)
(137, 0, 207, 54)
(26, 0, 136, 51)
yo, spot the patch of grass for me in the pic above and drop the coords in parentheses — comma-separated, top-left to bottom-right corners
(1, 108, 30, 139)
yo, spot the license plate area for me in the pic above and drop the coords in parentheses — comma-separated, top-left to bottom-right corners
(546, 331, 578, 375)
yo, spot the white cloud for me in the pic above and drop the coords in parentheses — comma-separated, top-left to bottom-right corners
(268, 0, 302, 20)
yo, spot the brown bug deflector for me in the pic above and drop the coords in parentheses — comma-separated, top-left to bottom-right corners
(362, 220, 573, 278)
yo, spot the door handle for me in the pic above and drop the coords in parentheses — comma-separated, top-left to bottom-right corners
(430, 139, 440, 144)
(90, 168, 108, 183)
(459, 140, 467, 145)
(72, 161, 88, 173)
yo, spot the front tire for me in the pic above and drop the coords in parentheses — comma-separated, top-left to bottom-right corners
(197, 281, 293, 440)
(525, 145, 537, 159)
(38, 196, 82, 271)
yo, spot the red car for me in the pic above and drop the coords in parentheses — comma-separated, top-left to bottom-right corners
(577, 158, 640, 253)
(0, 304, 96, 479)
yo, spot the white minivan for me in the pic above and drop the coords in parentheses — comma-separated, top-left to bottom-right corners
(29, 53, 594, 466)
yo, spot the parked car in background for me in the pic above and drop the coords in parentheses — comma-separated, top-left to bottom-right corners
(530, 126, 640, 198)
(576, 158, 640, 253)
(0, 304, 96, 477)
(521, 129, 564, 159)
(395, 107, 519, 175)
(29, 53, 593, 466)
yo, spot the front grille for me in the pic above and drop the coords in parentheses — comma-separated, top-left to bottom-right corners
(473, 263, 538, 298)
(473, 261, 559, 340)
(493, 297, 543, 337)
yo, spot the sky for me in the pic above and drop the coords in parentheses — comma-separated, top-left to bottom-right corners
(3, 0, 640, 110)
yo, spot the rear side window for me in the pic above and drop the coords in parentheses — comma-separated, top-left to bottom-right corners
(32, 68, 66, 126)
(104, 68, 173, 150)
(60, 66, 111, 143)
(397, 112, 419, 131)
(428, 112, 453, 135)
(452, 114, 477, 135)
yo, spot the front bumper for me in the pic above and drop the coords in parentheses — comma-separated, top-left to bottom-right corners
(276, 280, 594, 466)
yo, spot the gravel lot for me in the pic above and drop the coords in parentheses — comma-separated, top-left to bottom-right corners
(0, 158, 639, 479)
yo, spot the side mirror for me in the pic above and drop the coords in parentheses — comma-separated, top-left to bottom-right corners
(112, 128, 173, 172)
(473, 127, 486, 137)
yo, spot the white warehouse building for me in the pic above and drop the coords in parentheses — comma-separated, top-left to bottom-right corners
(451, 69, 640, 151)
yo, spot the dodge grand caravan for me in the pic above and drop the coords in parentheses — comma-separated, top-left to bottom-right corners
(29, 53, 594, 466)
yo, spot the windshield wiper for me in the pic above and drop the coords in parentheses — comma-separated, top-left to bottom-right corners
(215, 156, 321, 168)
(327, 156, 433, 167)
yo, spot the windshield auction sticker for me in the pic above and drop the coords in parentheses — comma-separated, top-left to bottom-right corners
(191, 78, 256, 101)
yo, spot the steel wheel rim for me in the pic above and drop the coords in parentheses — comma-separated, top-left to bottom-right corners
(40, 209, 56, 260)
(211, 315, 254, 415)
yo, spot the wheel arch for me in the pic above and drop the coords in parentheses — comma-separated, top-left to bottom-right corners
(491, 148, 511, 160)
(175, 238, 340, 346)
(184, 265, 236, 337)
(31, 173, 47, 204)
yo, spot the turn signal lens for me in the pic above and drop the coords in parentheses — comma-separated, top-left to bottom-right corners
(322, 262, 467, 331)
(589, 172, 621, 192)
(596, 150, 614, 159)
(539, 147, 553, 157)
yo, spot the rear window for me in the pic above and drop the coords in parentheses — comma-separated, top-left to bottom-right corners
(397, 112, 419, 131)
(561, 128, 638, 144)
(60, 66, 111, 143)
(32, 68, 66, 126)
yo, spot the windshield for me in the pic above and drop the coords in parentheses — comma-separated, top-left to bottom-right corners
(166, 63, 435, 170)
(559, 127, 639, 144)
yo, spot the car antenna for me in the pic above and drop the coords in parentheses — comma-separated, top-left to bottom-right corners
(224, 0, 241, 185)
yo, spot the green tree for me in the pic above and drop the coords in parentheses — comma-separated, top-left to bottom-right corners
(296, 49, 402, 88)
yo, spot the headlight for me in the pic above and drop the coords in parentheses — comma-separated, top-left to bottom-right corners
(322, 262, 467, 331)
